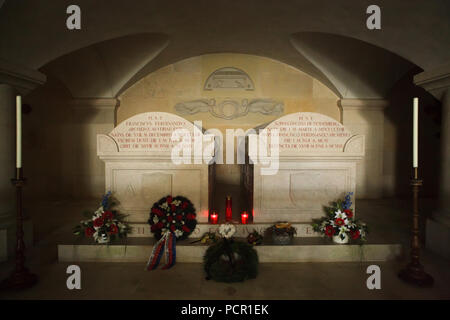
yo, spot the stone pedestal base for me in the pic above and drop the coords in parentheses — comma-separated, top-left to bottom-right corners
(129, 222, 320, 238)
(0, 218, 33, 262)
(426, 218, 450, 259)
(58, 238, 402, 263)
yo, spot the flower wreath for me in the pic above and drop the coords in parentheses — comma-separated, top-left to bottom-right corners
(204, 225, 259, 283)
(148, 195, 197, 241)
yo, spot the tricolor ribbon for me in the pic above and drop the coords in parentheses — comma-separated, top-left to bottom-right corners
(146, 231, 176, 270)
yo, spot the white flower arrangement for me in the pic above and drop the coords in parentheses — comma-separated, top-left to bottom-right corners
(218, 223, 236, 239)
(174, 229, 183, 238)
(160, 202, 169, 209)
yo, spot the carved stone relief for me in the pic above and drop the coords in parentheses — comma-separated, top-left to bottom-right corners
(174, 98, 284, 120)
(204, 67, 254, 91)
(174, 67, 284, 120)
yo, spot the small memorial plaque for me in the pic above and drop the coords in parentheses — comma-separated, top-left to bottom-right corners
(108, 112, 202, 153)
(265, 112, 352, 155)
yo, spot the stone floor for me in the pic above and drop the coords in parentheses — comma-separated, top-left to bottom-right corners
(0, 198, 449, 299)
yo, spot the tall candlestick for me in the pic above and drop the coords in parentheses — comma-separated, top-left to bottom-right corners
(413, 97, 418, 168)
(16, 95, 22, 169)
(398, 169, 434, 287)
(0, 95, 38, 290)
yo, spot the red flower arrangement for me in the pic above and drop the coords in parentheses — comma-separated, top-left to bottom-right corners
(312, 193, 368, 243)
(350, 229, 360, 240)
(109, 224, 119, 235)
(148, 195, 197, 241)
(74, 192, 130, 244)
(102, 211, 114, 220)
(335, 218, 345, 226)
(85, 227, 95, 237)
(93, 217, 104, 228)
(344, 209, 353, 219)
(325, 225, 335, 237)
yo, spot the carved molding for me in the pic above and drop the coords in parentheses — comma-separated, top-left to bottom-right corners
(414, 63, 450, 101)
(343, 134, 365, 155)
(338, 99, 389, 111)
(204, 67, 254, 91)
(0, 58, 46, 94)
(97, 134, 119, 155)
(174, 98, 284, 120)
(69, 98, 119, 109)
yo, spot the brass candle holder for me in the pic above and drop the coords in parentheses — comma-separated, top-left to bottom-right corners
(398, 167, 433, 287)
(0, 168, 37, 290)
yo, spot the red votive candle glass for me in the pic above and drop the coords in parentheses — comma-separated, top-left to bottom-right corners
(241, 211, 249, 224)
(225, 196, 232, 221)
(210, 211, 218, 224)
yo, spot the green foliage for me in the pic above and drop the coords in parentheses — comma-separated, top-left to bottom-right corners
(191, 232, 218, 244)
(204, 239, 258, 283)
(73, 225, 82, 236)
(201, 232, 218, 244)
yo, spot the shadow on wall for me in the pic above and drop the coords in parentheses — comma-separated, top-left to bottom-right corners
(212, 165, 244, 221)
(22, 76, 74, 202)
(385, 67, 441, 200)
(22, 76, 109, 203)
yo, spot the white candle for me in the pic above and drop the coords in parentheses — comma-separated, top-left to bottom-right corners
(413, 97, 418, 168)
(16, 95, 22, 168)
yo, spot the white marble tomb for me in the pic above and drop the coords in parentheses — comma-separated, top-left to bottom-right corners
(97, 112, 212, 223)
(253, 112, 365, 222)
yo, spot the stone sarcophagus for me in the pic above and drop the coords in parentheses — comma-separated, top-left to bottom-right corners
(97, 112, 211, 223)
(253, 112, 365, 223)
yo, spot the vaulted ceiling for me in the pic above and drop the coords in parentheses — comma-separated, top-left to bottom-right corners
(1, 0, 449, 98)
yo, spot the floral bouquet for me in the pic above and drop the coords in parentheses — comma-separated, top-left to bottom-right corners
(312, 192, 368, 244)
(73, 191, 130, 244)
(246, 230, 264, 246)
(193, 232, 218, 245)
(267, 222, 297, 237)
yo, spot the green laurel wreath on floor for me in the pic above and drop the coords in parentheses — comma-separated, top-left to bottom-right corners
(204, 238, 258, 283)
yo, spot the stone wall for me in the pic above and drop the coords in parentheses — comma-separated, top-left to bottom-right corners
(118, 54, 340, 129)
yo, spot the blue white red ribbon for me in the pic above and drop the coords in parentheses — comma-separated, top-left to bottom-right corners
(146, 231, 176, 270)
